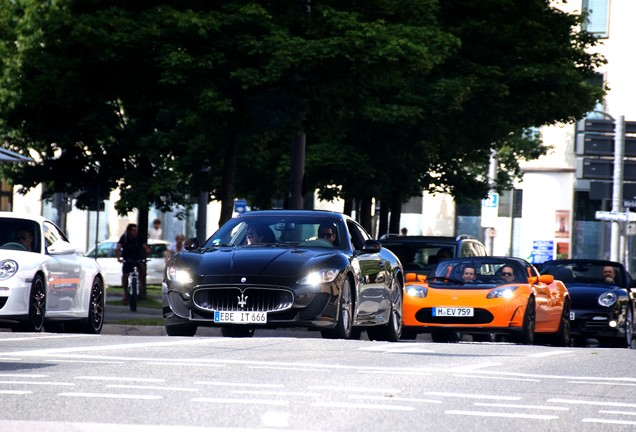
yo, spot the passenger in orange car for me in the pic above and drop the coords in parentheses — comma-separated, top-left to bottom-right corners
(500, 266, 516, 283)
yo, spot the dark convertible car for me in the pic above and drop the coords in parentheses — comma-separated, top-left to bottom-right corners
(162, 210, 403, 340)
(540, 259, 635, 348)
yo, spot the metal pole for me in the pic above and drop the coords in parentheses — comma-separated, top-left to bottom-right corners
(610, 115, 625, 262)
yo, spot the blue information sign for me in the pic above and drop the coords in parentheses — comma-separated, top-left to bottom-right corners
(529, 240, 554, 264)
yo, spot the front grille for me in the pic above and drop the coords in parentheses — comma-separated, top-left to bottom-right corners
(415, 308, 494, 324)
(193, 287, 293, 313)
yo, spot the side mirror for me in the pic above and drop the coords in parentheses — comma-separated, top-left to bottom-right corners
(48, 240, 76, 255)
(185, 237, 199, 250)
(406, 272, 426, 282)
(361, 240, 381, 254)
(541, 274, 555, 284)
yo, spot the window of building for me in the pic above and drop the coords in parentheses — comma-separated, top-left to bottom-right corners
(582, 0, 610, 38)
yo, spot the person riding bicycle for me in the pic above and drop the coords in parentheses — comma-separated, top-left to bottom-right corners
(115, 223, 151, 304)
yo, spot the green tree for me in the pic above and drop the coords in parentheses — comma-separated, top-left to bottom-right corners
(0, 0, 604, 237)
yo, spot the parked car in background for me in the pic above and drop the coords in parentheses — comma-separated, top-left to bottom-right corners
(379, 234, 487, 275)
(163, 210, 403, 340)
(401, 256, 570, 345)
(540, 259, 635, 348)
(0, 212, 104, 333)
(85, 239, 169, 287)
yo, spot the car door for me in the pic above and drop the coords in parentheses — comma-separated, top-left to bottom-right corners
(43, 221, 81, 311)
(347, 220, 390, 322)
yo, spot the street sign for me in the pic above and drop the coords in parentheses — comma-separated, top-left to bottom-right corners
(530, 240, 554, 264)
(482, 192, 499, 208)
(234, 199, 247, 214)
(594, 210, 636, 222)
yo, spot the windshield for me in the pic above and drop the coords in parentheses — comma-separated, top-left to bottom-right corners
(203, 215, 345, 249)
(541, 262, 624, 287)
(428, 258, 527, 286)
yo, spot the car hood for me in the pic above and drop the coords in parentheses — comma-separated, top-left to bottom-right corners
(179, 246, 345, 278)
(565, 283, 626, 307)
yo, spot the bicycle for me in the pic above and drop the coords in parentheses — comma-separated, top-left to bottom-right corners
(126, 260, 145, 312)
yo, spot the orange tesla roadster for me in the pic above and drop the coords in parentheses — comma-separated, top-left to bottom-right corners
(401, 256, 570, 345)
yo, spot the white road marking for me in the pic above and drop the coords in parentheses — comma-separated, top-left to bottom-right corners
(474, 402, 569, 411)
(232, 390, 321, 397)
(47, 359, 124, 364)
(453, 373, 540, 382)
(444, 362, 502, 372)
(599, 410, 636, 416)
(349, 395, 442, 404)
(549, 398, 636, 408)
(75, 376, 165, 383)
(567, 380, 636, 386)
(445, 410, 558, 420)
(0, 390, 32, 394)
(583, 418, 636, 425)
(194, 381, 283, 388)
(2, 338, 221, 356)
(106, 384, 198, 392)
(260, 410, 290, 428)
(526, 350, 572, 357)
(0, 420, 321, 432)
(58, 392, 162, 400)
(308, 385, 400, 393)
(311, 401, 414, 411)
(0, 373, 48, 378)
(247, 366, 330, 372)
(358, 369, 431, 377)
(191, 397, 289, 406)
(0, 380, 74, 386)
(425, 392, 521, 401)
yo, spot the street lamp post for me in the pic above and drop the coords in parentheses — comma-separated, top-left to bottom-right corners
(610, 115, 625, 262)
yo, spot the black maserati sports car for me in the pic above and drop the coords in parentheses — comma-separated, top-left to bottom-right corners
(162, 210, 403, 340)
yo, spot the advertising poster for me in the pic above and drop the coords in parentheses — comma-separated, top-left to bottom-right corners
(555, 210, 570, 239)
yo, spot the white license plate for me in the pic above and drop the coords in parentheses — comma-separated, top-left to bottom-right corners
(432, 307, 474, 317)
(214, 311, 267, 324)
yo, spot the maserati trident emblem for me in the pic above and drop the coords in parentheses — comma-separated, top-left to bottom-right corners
(237, 293, 248, 309)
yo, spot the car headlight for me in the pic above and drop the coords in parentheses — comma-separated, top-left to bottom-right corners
(406, 285, 428, 298)
(0, 260, 18, 281)
(166, 266, 193, 284)
(598, 291, 617, 307)
(487, 286, 519, 299)
(298, 269, 339, 286)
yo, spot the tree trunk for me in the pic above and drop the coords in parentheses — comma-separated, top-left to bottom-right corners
(219, 135, 237, 227)
(359, 196, 373, 233)
(389, 190, 403, 234)
(378, 200, 390, 238)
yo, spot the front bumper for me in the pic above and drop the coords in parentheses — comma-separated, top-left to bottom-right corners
(163, 282, 338, 329)
(569, 307, 626, 338)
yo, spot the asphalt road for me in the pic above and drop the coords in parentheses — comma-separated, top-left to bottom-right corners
(0, 333, 634, 431)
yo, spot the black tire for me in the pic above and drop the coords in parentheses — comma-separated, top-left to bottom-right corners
(367, 278, 403, 342)
(15, 274, 46, 332)
(400, 328, 418, 340)
(80, 277, 105, 334)
(549, 300, 571, 347)
(472, 333, 496, 343)
(221, 326, 255, 338)
(622, 306, 634, 349)
(165, 323, 198, 337)
(514, 297, 536, 345)
(430, 328, 461, 343)
(129, 277, 137, 312)
(321, 278, 353, 339)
